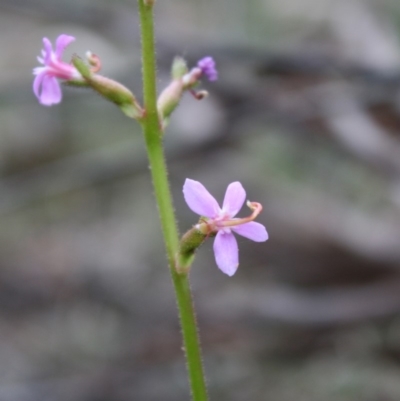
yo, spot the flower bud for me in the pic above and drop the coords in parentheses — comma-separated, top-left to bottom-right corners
(72, 55, 144, 120)
(171, 57, 189, 80)
(182, 67, 202, 89)
(175, 226, 211, 274)
(157, 79, 184, 122)
(157, 56, 217, 129)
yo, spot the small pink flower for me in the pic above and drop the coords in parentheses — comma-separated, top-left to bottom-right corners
(183, 179, 268, 276)
(33, 34, 81, 106)
(197, 57, 218, 81)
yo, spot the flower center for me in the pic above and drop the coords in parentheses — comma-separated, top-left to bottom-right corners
(195, 201, 263, 235)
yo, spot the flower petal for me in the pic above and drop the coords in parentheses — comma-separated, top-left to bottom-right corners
(197, 56, 218, 81)
(42, 37, 53, 64)
(213, 231, 239, 276)
(183, 179, 220, 218)
(55, 34, 75, 58)
(39, 75, 62, 106)
(33, 70, 46, 100)
(222, 181, 246, 217)
(232, 221, 268, 242)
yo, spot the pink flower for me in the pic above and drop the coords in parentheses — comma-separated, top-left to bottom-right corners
(197, 57, 218, 81)
(183, 179, 268, 276)
(33, 34, 81, 106)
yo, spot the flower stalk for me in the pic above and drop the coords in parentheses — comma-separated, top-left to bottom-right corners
(32, 2, 265, 400)
(137, 1, 208, 400)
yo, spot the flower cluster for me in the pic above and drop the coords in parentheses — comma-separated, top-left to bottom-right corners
(183, 179, 268, 276)
(32, 35, 267, 278)
(32, 35, 218, 121)
(33, 35, 81, 106)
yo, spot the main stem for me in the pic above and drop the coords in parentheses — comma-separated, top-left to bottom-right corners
(137, 1, 208, 400)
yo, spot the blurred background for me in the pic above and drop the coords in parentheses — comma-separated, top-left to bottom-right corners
(1, 0, 400, 399)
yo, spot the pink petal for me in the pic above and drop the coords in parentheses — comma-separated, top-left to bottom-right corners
(213, 231, 239, 276)
(222, 181, 246, 217)
(39, 75, 62, 106)
(183, 179, 220, 218)
(33, 70, 46, 100)
(55, 34, 75, 58)
(232, 221, 268, 242)
(42, 37, 53, 64)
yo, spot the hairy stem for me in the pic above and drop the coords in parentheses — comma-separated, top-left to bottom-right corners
(137, 1, 208, 400)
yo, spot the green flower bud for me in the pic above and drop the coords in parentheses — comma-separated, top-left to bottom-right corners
(175, 225, 214, 274)
(171, 57, 189, 80)
(72, 56, 144, 120)
(157, 79, 184, 122)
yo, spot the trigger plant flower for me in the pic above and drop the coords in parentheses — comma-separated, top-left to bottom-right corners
(33, 35, 144, 119)
(33, 34, 81, 106)
(157, 56, 218, 127)
(183, 179, 268, 276)
(157, 56, 218, 129)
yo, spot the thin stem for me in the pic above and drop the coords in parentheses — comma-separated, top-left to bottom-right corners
(137, 1, 208, 400)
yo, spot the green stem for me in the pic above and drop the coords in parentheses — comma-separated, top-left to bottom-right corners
(137, 1, 208, 400)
